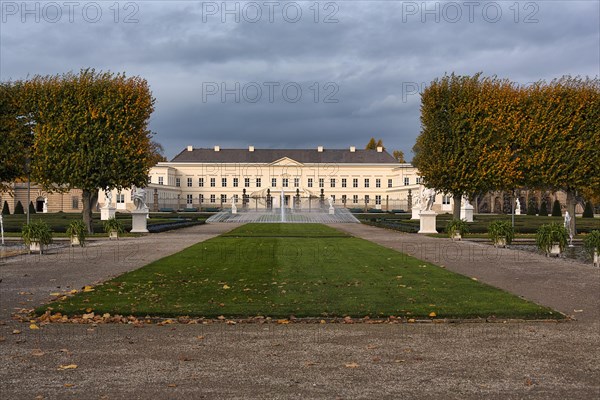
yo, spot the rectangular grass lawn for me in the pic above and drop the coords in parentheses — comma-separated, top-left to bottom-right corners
(40, 223, 559, 319)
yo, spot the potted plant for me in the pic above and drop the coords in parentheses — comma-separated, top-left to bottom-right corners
(66, 219, 87, 247)
(487, 220, 515, 248)
(22, 220, 53, 254)
(535, 222, 568, 257)
(103, 217, 124, 240)
(446, 218, 468, 241)
(583, 230, 600, 267)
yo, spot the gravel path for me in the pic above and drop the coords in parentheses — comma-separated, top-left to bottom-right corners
(0, 222, 598, 399)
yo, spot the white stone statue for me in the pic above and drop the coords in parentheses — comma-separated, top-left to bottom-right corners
(462, 196, 471, 207)
(43, 198, 48, 213)
(231, 197, 237, 214)
(421, 188, 436, 211)
(328, 196, 334, 208)
(104, 188, 113, 208)
(132, 186, 147, 211)
(515, 198, 521, 214)
(564, 211, 573, 246)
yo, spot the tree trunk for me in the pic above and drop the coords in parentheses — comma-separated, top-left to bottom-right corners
(82, 189, 94, 234)
(566, 189, 577, 236)
(453, 193, 461, 219)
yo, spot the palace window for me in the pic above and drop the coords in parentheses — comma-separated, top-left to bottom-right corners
(187, 178, 192, 187)
(294, 178, 299, 187)
(222, 178, 227, 187)
(352, 178, 358, 188)
(72, 196, 79, 209)
(233, 178, 239, 187)
(442, 195, 450, 205)
(283, 178, 289, 187)
(416, 177, 422, 184)
(353, 195, 358, 204)
(319, 178, 324, 188)
(186, 194, 193, 204)
(375, 179, 381, 188)
(375, 195, 382, 205)
(210, 178, 216, 187)
(342, 195, 347, 204)
(234, 194, 239, 203)
(175, 178, 181, 187)
(388, 179, 392, 188)
(158, 176, 164, 185)
(116, 193, 125, 204)
(221, 194, 227, 204)
(308, 178, 313, 188)
(256, 178, 262, 187)
(331, 195, 335, 203)
(330, 178, 336, 188)
(364, 179, 370, 188)
(200, 194, 204, 204)
(271, 178, 277, 187)
(244, 178, 250, 187)
(365, 195, 370, 204)
(210, 194, 216, 203)
(342, 178, 347, 188)
(199, 178, 204, 187)
(404, 177, 409, 186)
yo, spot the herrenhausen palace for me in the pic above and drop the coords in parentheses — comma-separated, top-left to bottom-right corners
(1, 145, 576, 215)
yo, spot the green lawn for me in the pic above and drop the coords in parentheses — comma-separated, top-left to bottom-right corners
(39, 223, 560, 320)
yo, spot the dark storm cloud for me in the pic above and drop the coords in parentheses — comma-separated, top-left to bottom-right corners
(1, 1, 598, 161)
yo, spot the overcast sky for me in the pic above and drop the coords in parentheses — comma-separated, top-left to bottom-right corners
(1, 1, 598, 160)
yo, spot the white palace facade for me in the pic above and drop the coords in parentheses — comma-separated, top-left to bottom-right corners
(98, 145, 455, 213)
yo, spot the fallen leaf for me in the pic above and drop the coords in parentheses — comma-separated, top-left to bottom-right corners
(69, 290, 78, 294)
(429, 312, 437, 318)
(471, 277, 478, 281)
(344, 362, 359, 368)
(50, 292, 60, 296)
(196, 335, 205, 340)
(12, 330, 21, 335)
(0, 336, 5, 342)
(277, 319, 289, 324)
(64, 384, 75, 388)
(31, 349, 45, 357)
(167, 384, 177, 388)
(58, 364, 78, 370)
(574, 309, 583, 313)
(222, 284, 230, 289)
(83, 286, 94, 292)
(29, 324, 40, 330)
(407, 319, 415, 323)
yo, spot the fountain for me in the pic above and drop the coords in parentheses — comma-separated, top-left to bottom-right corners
(206, 187, 359, 224)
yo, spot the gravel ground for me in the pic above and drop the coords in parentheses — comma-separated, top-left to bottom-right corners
(1, 222, 599, 399)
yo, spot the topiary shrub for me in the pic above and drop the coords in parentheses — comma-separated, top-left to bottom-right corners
(582, 201, 594, 218)
(551, 200, 562, 217)
(527, 198, 539, 216)
(29, 201, 36, 214)
(1, 201, 9, 215)
(539, 201, 548, 216)
(14, 201, 24, 214)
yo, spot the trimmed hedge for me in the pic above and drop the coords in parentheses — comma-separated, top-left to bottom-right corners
(551, 200, 562, 217)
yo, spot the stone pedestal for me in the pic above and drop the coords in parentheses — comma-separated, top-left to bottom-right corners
(418, 210, 438, 234)
(231, 204, 237, 214)
(131, 209, 149, 233)
(411, 208, 421, 220)
(100, 207, 116, 221)
(460, 204, 474, 222)
(329, 206, 335, 215)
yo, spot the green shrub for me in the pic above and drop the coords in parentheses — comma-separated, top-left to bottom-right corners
(1, 201, 9, 215)
(66, 219, 87, 247)
(527, 198, 538, 216)
(21, 220, 53, 246)
(551, 200, 562, 217)
(103, 217, 125, 234)
(488, 220, 515, 245)
(14, 201, 24, 214)
(446, 218, 469, 238)
(536, 223, 568, 254)
(29, 201, 36, 214)
(582, 201, 594, 218)
(539, 201, 548, 216)
(583, 230, 600, 257)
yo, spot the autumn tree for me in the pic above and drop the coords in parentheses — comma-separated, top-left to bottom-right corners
(519, 77, 600, 234)
(365, 137, 377, 150)
(23, 69, 155, 232)
(147, 139, 168, 166)
(0, 82, 33, 191)
(392, 150, 405, 163)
